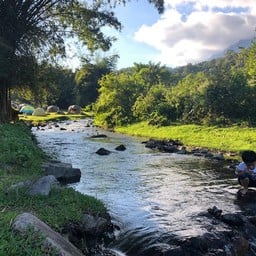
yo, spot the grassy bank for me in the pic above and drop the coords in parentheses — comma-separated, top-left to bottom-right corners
(24, 112, 256, 155)
(19, 111, 91, 126)
(0, 122, 106, 255)
(115, 122, 256, 157)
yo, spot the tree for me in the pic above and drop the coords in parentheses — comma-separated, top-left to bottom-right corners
(94, 72, 145, 127)
(169, 72, 210, 124)
(74, 55, 118, 107)
(241, 41, 256, 86)
(35, 63, 76, 109)
(205, 70, 254, 125)
(11, 63, 76, 108)
(0, 0, 164, 123)
(133, 62, 172, 87)
(132, 83, 176, 126)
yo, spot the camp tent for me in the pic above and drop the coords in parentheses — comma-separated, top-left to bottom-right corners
(20, 105, 35, 115)
(67, 105, 81, 114)
(47, 105, 59, 113)
(32, 108, 46, 116)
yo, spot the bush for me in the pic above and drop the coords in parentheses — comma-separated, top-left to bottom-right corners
(148, 112, 170, 127)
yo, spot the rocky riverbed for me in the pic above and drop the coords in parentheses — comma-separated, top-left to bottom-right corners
(30, 119, 256, 255)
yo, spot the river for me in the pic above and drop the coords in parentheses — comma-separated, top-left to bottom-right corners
(32, 119, 244, 255)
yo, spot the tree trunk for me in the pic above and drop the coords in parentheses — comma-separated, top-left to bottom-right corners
(0, 81, 11, 123)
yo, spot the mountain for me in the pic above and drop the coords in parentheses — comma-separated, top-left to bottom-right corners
(209, 38, 254, 60)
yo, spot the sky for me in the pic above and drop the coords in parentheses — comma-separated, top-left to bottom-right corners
(65, 0, 256, 70)
(107, 0, 256, 69)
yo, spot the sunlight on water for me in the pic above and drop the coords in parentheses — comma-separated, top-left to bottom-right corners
(33, 119, 242, 255)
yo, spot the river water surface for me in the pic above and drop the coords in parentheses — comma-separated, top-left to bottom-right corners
(33, 119, 243, 255)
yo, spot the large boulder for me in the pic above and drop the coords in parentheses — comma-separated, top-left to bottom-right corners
(28, 175, 59, 196)
(115, 144, 126, 151)
(12, 212, 84, 256)
(96, 148, 111, 155)
(8, 176, 58, 197)
(68, 105, 81, 114)
(81, 214, 109, 235)
(43, 161, 81, 184)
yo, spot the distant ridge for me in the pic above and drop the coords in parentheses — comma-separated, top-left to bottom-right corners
(209, 38, 254, 60)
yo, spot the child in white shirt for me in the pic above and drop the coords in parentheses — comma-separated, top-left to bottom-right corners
(236, 150, 256, 195)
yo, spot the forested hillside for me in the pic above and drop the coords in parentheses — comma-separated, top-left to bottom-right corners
(93, 42, 256, 128)
(11, 40, 256, 129)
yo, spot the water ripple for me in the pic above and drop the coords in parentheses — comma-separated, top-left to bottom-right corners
(33, 120, 242, 255)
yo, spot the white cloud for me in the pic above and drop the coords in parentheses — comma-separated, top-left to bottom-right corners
(134, 0, 256, 67)
(165, 0, 256, 11)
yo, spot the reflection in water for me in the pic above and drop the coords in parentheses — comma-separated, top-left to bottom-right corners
(33, 119, 244, 255)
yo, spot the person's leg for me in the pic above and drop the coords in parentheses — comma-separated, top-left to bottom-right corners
(239, 177, 249, 194)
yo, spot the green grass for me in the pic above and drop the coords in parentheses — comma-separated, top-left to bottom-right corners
(0, 122, 107, 255)
(115, 121, 256, 157)
(6, 116, 255, 253)
(19, 111, 92, 126)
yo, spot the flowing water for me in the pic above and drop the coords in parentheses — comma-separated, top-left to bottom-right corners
(32, 119, 243, 255)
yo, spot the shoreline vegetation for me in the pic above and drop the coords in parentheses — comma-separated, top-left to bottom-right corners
(115, 121, 256, 159)
(2, 113, 255, 253)
(0, 120, 107, 255)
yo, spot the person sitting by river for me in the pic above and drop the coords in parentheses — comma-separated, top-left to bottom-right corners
(236, 150, 256, 195)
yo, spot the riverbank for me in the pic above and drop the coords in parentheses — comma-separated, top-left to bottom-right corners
(115, 121, 256, 159)
(32, 118, 256, 256)
(5, 118, 256, 255)
(0, 122, 109, 255)
(19, 111, 92, 126)
(22, 114, 256, 158)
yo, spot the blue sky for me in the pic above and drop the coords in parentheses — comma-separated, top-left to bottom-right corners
(107, 0, 161, 67)
(66, 0, 256, 70)
(112, 0, 256, 69)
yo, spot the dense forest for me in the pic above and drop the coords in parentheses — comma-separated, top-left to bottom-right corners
(11, 40, 256, 128)
(90, 42, 256, 127)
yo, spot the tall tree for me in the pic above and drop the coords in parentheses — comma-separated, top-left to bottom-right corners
(75, 55, 118, 107)
(94, 72, 145, 127)
(35, 63, 76, 108)
(132, 83, 176, 125)
(133, 62, 172, 87)
(241, 41, 256, 86)
(0, 0, 164, 123)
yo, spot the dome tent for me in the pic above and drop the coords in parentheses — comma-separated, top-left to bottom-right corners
(67, 105, 81, 114)
(32, 108, 46, 116)
(47, 105, 59, 113)
(20, 105, 35, 115)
